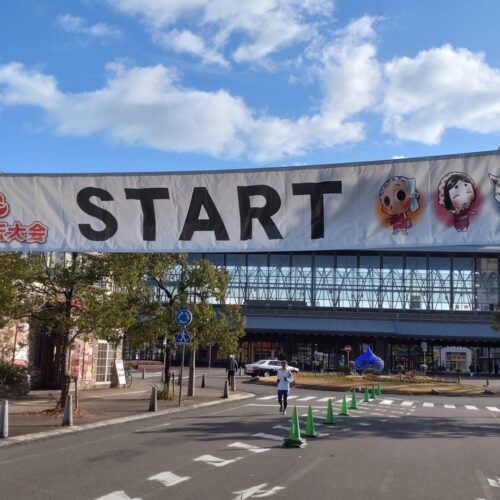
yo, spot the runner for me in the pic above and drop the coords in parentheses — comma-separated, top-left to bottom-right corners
(276, 360, 293, 415)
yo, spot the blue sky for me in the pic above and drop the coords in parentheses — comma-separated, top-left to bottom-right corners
(1, 0, 500, 174)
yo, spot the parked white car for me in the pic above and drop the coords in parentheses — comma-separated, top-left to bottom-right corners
(244, 359, 300, 377)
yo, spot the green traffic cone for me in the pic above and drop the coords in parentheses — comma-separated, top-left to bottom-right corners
(339, 395, 350, 416)
(370, 386, 376, 399)
(350, 391, 358, 410)
(283, 406, 307, 448)
(376, 383, 382, 396)
(304, 406, 318, 438)
(324, 399, 336, 425)
(363, 386, 370, 403)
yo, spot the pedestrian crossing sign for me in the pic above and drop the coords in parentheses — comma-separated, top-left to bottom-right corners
(175, 326, 191, 345)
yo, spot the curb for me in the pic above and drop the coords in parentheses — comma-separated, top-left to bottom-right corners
(0, 392, 254, 449)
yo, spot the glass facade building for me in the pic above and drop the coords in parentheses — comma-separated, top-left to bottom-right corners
(184, 252, 499, 313)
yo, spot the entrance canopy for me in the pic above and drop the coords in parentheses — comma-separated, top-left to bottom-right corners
(245, 315, 500, 345)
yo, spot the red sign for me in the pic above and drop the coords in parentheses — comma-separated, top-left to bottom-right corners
(343, 345, 352, 353)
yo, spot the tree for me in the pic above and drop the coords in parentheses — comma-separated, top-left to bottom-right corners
(4, 252, 138, 409)
(109, 254, 245, 394)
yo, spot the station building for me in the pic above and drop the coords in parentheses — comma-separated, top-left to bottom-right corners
(128, 150, 500, 374)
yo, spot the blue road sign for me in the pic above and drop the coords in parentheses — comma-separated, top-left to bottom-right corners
(176, 309, 192, 326)
(175, 326, 191, 345)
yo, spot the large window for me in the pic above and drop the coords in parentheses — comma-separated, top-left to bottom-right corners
(146, 252, 499, 313)
(96, 341, 117, 383)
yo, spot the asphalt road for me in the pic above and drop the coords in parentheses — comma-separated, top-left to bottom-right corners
(1, 376, 500, 500)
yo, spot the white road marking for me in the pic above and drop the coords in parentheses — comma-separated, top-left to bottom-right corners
(401, 401, 414, 407)
(486, 407, 500, 412)
(228, 442, 270, 453)
(287, 395, 299, 400)
(465, 405, 478, 411)
(273, 425, 289, 431)
(380, 400, 394, 405)
(95, 492, 140, 500)
(232, 483, 285, 500)
(148, 471, 190, 487)
(297, 396, 317, 401)
(317, 397, 333, 402)
(193, 455, 243, 467)
(257, 396, 277, 400)
(444, 405, 456, 409)
(341, 427, 352, 432)
(358, 423, 371, 426)
(487, 477, 500, 487)
(423, 403, 434, 408)
(253, 433, 284, 442)
(370, 412, 384, 416)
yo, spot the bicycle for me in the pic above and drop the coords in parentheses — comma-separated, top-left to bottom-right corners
(125, 369, 133, 388)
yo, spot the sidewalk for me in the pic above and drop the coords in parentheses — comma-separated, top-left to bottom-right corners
(1, 371, 253, 446)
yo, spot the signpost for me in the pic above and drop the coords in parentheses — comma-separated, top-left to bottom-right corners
(175, 310, 192, 406)
(207, 341, 215, 371)
(420, 341, 428, 370)
(343, 345, 352, 364)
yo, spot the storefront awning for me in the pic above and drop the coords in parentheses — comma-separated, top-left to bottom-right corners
(245, 315, 500, 342)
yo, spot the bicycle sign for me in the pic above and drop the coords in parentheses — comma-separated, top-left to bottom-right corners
(176, 309, 192, 326)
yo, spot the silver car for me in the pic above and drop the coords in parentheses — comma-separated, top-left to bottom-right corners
(244, 359, 299, 377)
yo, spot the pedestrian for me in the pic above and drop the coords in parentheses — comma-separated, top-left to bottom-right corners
(495, 362, 499, 376)
(226, 354, 238, 389)
(469, 363, 474, 377)
(276, 360, 293, 415)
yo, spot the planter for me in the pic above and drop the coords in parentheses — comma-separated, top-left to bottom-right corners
(0, 381, 30, 398)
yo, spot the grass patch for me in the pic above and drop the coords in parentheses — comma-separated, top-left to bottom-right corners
(255, 372, 487, 396)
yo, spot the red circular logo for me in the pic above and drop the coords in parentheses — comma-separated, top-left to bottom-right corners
(0, 193, 10, 218)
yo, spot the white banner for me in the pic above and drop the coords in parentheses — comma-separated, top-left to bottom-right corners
(2, 150, 500, 253)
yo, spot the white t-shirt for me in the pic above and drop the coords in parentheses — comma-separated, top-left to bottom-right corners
(276, 369, 293, 391)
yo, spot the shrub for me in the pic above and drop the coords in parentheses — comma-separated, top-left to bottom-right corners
(0, 363, 28, 386)
(363, 368, 378, 376)
(156, 385, 175, 400)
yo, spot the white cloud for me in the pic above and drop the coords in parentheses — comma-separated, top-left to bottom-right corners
(57, 13, 122, 39)
(0, 46, 374, 162)
(108, 0, 334, 67)
(382, 45, 500, 143)
(154, 29, 228, 67)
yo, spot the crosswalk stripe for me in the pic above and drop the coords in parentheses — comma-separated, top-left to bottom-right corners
(253, 433, 283, 441)
(228, 442, 270, 453)
(444, 404, 456, 409)
(465, 405, 478, 410)
(423, 403, 434, 408)
(401, 401, 414, 407)
(486, 406, 500, 412)
(287, 395, 299, 400)
(296, 396, 316, 401)
(257, 395, 276, 400)
(317, 397, 333, 402)
(379, 399, 394, 405)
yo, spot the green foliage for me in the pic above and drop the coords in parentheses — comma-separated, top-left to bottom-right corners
(110, 254, 243, 356)
(0, 362, 28, 385)
(157, 384, 175, 400)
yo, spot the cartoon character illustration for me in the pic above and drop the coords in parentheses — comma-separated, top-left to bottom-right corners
(437, 172, 477, 232)
(489, 174, 500, 203)
(379, 176, 420, 235)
